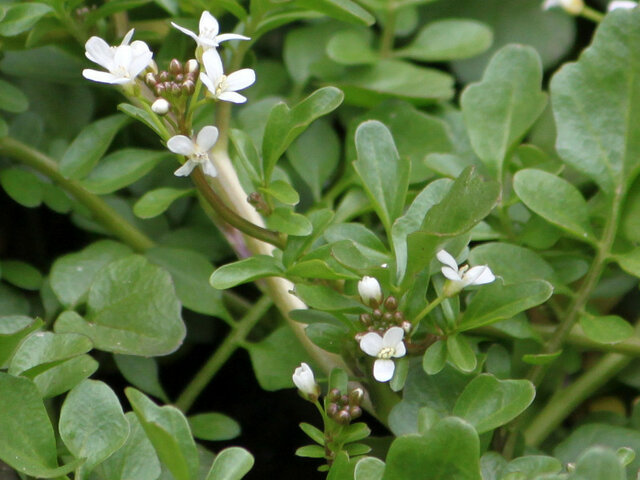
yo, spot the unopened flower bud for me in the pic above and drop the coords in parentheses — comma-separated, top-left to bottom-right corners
(401, 321, 412, 333)
(358, 276, 382, 307)
(175, 73, 184, 83)
(327, 402, 339, 417)
(393, 311, 405, 324)
(145, 72, 156, 86)
(336, 409, 351, 424)
(349, 405, 362, 419)
(158, 71, 169, 82)
(169, 59, 182, 75)
(185, 59, 199, 74)
(341, 394, 349, 405)
(349, 387, 364, 405)
(292, 363, 320, 400)
(328, 388, 341, 402)
(359, 313, 372, 326)
(155, 84, 166, 96)
(372, 309, 382, 321)
(384, 296, 398, 311)
(182, 80, 196, 94)
(151, 98, 170, 115)
(383, 312, 394, 323)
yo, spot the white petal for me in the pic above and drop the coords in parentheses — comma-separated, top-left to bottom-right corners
(217, 91, 247, 103)
(215, 33, 251, 43)
(393, 341, 406, 358)
(464, 266, 491, 286)
(608, 0, 638, 9)
(199, 11, 220, 38)
(82, 69, 121, 84)
(120, 29, 135, 46)
(441, 266, 462, 281)
(373, 359, 395, 382)
(542, 0, 561, 8)
(114, 45, 133, 71)
(382, 326, 404, 349)
(199, 72, 216, 93)
(167, 135, 195, 156)
(171, 22, 200, 43)
(196, 126, 219, 151)
(437, 249, 459, 271)
(174, 160, 197, 176)
(201, 159, 218, 178)
(129, 50, 153, 78)
(226, 69, 256, 91)
(469, 266, 495, 285)
(202, 47, 224, 82)
(85, 37, 114, 70)
(359, 332, 383, 357)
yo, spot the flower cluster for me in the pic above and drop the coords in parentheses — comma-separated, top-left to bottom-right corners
(326, 387, 364, 425)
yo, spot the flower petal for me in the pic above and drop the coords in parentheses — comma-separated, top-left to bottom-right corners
(382, 326, 404, 349)
(226, 69, 256, 91)
(217, 91, 247, 103)
(542, 0, 561, 8)
(201, 159, 218, 178)
(85, 37, 114, 70)
(82, 69, 121, 84)
(202, 47, 224, 82)
(393, 341, 406, 358)
(120, 29, 135, 46)
(359, 332, 383, 357)
(199, 71, 216, 93)
(373, 359, 395, 382)
(215, 33, 251, 43)
(167, 135, 195, 156)
(441, 266, 462, 281)
(196, 126, 219, 151)
(113, 45, 133, 71)
(437, 249, 458, 271)
(468, 265, 495, 285)
(129, 50, 153, 78)
(199, 11, 220, 38)
(174, 160, 197, 177)
(171, 22, 200, 43)
(608, 0, 638, 9)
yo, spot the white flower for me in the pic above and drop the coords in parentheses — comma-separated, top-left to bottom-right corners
(292, 363, 320, 399)
(171, 11, 249, 51)
(200, 49, 255, 104)
(167, 126, 219, 177)
(542, 0, 584, 14)
(83, 29, 153, 85)
(437, 249, 495, 297)
(608, 0, 638, 9)
(359, 327, 406, 383)
(357, 276, 382, 307)
(151, 98, 170, 115)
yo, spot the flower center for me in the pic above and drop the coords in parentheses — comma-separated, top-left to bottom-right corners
(215, 75, 228, 96)
(378, 347, 395, 359)
(459, 264, 469, 276)
(191, 149, 209, 163)
(201, 27, 216, 40)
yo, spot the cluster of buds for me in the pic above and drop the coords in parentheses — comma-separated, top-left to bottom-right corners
(358, 294, 411, 338)
(326, 387, 363, 425)
(145, 59, 199, 102)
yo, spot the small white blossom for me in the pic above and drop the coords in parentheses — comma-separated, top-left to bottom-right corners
(542, 0, 584, 14)
(171, 11, 249, 51)
(151, 98, 170, 115)
(292, 363, 320, 399)
(359, 327, 406, 383)
(83, 29, 153, 85)
(167, 125, 219, 177)
(437, 249, 495, 296)
(608, 0, 638, 9)
(200, 49, 255, 104)
(357, 276, 382, 307)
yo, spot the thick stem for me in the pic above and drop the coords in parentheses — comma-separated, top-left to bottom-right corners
(175, 295, 273, 412)
(0, 137, 154, 252)
(524, 353, 630, 447)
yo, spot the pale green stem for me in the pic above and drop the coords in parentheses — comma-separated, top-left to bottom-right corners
(379, 4, 396, 58)
(412, 295, 446, 329)
(175, 295, 273, 412)
(581, 5, 605, 22)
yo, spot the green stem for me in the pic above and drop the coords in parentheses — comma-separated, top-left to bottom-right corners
(412, 295, 446, 329)
(379, 4, 396, 58)
(581, 6, 605, 22)
(190, 168, 286, 250)
(0, 137, 154, 252)
(175, 295, 273, 412)
(524, 353, 630, 447)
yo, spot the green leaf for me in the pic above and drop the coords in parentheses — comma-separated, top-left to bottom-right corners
(0, 168, 43, 208)
(1, 260, 42, 290)
(95, 412, 162, 480)
(327, 29, 377, 66)
(146, 247, 228, 319)
(32, 354, 98, 399)
(189, 413, 241, 441)
(59, 380, 129, 478)
(0, 79, 28, 112)
(60, 114, 129, 180)
(453, 374, 535, 434)
(570, 447, 625, 480)
(262, 87, 344, 182)
(0, 316, 42, 367)
(502, 456, 562, 477)
(468, 243, 556, 285)
(305, 323, 349, 353)
(513, 169, 595, 243)
(300, 422, 325, 445)
(458, 280, 553, 331)
(382, 417, 481, 480)
(296, 444, 326, 458)
(614, 248, 640, 278)
(247, 325, 315, 391)
(50, 240, 132, 308)
(0, 3, 52, 36)
(210, 255, 284, 289)
(0, 373, 59, 476)
(326, 223, 388, 260)
(118, 103, 166, 138)
(461, 45, 547, 178)
(0, 46, 84, 84)
(230, 128, 263, 182)
(205, 447, 254, 480)
(521, 351, 562, 366)
(283, 208, 334, 267)
(54, 255, 186, 356)
(552, 9, 640, 195)
(397, 19, 493, 61)
(81, 149, 168, 194)
(354, 120, 409, 233)
(126, 388, 199, 480)
(335, 59, 454, 107)
(355, 457, 385, 480)
(8, 331, 92, 375)
(579, 314, 634, 345)
(296, 0, 374, 26)
(294, 283, 364, 312)
(423, 340, 447, 375)
(447, 335, 477, 373)
(266, 207, 313, 235)
(114, 354, 168, 402)
(133, 187, 194, 219)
